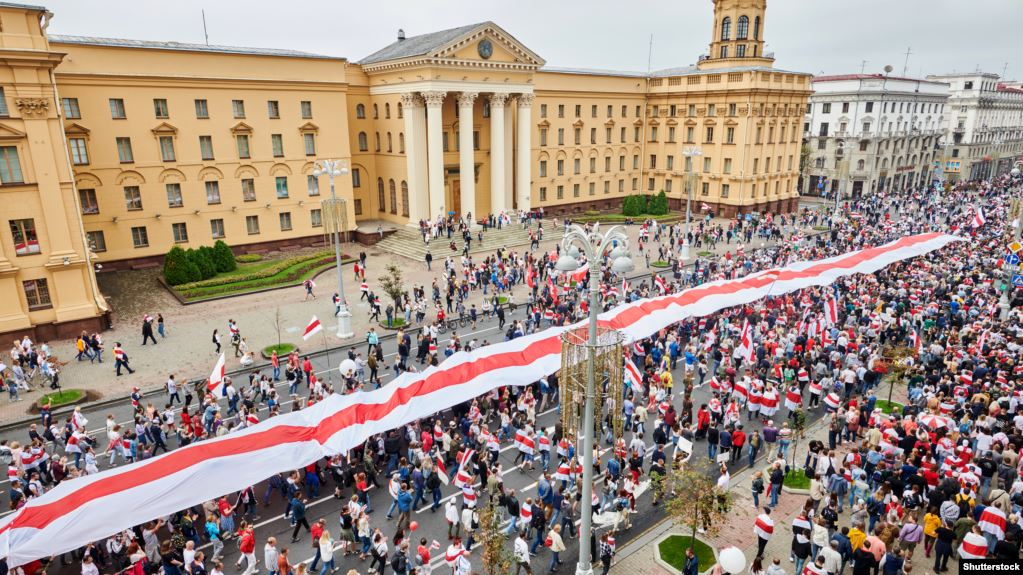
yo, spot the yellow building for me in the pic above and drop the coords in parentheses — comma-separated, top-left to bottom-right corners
(0, 0, 809, 338)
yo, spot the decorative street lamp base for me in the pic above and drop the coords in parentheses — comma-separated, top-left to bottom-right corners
(681, 242, 690, 261)
(336, 306, 354, 339)
(575, 566, 594, 575)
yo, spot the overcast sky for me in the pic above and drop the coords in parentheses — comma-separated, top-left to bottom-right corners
(39, 0, 1019, 80)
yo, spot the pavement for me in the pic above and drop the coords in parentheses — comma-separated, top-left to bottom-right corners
(0, 211, 825, 428)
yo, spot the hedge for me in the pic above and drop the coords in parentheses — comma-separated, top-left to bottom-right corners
(236, 254, 263, 263)
(176, 256, 335, 299)
(164, 246, 201, 285)
(212, 240, 237, 272)
(175, 250, 333, 291)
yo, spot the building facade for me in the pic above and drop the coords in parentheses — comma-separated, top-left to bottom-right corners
(925, 72, 1023, 181)
(0, 0, 810, 338)
(802, 74, 949, 196)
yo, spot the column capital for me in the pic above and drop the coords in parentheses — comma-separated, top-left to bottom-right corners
(517, 93, 535, 108)
(399, 92, 423, 108)
(422, 91, 447, 108)
(489, 93, 510, 108)
(457, 92, 478, 107)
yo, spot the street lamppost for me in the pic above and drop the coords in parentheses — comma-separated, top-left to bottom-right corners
(554, 225, 634, 575)
(682, 146, 702, 260)
(834, 141, 848, 219)
(313, 159, 354, 339)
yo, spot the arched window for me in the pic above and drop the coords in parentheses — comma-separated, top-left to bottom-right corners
(401, 181, 409, 217)
(377, 178, 385, 212)
(720, 17, 731, 40)
(815, 157, 825, 168)
(857, 159, 865, 171)
(356, 103, 365, 119)
(388, 179, 397, 215)
(374, 132, 381, 152)
(387, 132, 393, 153)
(358, 132, 368, 151)
(753, 16, 761, 40)
(737, 16, 749, 39)
(373, 104, 379, 119)
(399, 133, 405, 154)
(397, 103, 403, 119)
(385, 103, 391, 119)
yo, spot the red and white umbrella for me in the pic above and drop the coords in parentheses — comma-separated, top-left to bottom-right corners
(918, 413, 953, 429)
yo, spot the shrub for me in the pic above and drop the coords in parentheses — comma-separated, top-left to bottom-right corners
(212, 240, 237, 273)
(236, 254, 263, 263)
(176, 250, 333, 290)
(650, 191, 669, 215)
(622, 195, 648, 216)
(164, 246, 201, 285)
(188, 247, 217, 280)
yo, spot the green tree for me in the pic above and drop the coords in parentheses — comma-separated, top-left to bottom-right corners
(212, 240, 237, 273)
(187, 247, 216, 280)
(664, 467, 732, 553)
(479, 498, 515, 575)
(379, 261, 405, 308)
(651, 190, 669, 215)
(163, 246, 200, 285)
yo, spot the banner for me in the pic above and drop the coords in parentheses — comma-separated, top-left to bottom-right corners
(0, 232, 962, 565)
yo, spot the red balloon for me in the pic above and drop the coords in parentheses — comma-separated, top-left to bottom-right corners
(409, 521, 419, 532)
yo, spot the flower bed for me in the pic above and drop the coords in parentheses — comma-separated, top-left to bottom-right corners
(657, 535, 715, 573)
(171, 252, 351, 302)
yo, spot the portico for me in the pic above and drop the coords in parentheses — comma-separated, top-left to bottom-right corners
(358, 22, 544, 225)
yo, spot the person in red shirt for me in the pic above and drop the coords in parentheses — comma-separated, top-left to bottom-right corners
(235, 523, 257, 575)
(309, 519, 326, 571)
(731, 425, 747, 464)
(217, 496, 236, 536)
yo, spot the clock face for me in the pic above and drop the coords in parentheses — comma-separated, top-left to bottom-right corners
(477, 39, 493, 60)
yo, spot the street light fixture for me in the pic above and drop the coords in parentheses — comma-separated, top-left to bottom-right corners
(682, 146, 703, 260)
(313, 159, 354, 339)
(556, 223, 633, 575)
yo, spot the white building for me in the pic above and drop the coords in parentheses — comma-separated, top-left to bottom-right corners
(802, 74, 949, 196)
(926, 72, 1023, 181)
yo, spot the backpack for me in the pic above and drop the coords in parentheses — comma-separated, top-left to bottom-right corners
(955, 494, 972, 519)
(391, 551, 406, 572)
(426, 472, 441, 490)
(866, 497, 883, 517)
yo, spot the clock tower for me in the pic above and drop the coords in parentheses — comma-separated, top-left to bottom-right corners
(701, 0, 773, 70)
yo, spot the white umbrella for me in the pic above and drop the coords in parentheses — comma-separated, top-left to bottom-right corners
(338, 358, 357, 377)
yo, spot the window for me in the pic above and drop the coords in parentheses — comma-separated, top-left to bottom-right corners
(668, 127, 676, 142)
(352, 168, 361, 188)
(373, 104, 379, 119)
(737, 15, 749, 39)
(590, 128, 596, 144)
(22, 279, 51, 310)
(79, 188, 99, 214)
(310, 208, 323, 228)
(574, 128, 581, 145)
(728, 103, 737, 117)
(619, 155, 625, 171)
(131, 226, 149, 248)
(356, 103, 366, 119)
(619, 179, 625, 193)
(375, 132, 381, 152)
(573, 183, 580, 197)
(267, 100, 280, 119)
(755, 127, 762, 143)
(721, 17, 731, 40)
(86, 230, 106, 252)
(723, 158, 732, 173)
(557, 104, 564, 118)
(377, 179, 385, 212)
(232, 100, 246, 118)
(354, 199, 363, 215)
(964, 81, 973, 89)
(171, 222, 188, 243)
(557, 129, 564, 146)
(631, 178, 638, 190)
(245, 215, 260, 235)
(818, 122, 829, 137)
(166, 183, 183, 207)
(557, 159, 564, 176)
(210, 219, 225, 239)
(539, 128, 547, 147)
(649, 154, 657, 169)
(399, 133, 405, 153)
(279, 212, 292, 231)
(720, 184, 731, 198)
(109, 98, 126, 119)
(705, 127, 714, 143)
(650, 127, 658, 142)
(265, 134, 282, 157)
(701, 182, 710, 196)
(275, 176, 289, 199)
(634, 127, 640, 142)
(304, 133, 316, 156)
(590, 157, 596, 173)
(195, 99, 209, 119)
(647, 178, 655, 191)
(557, 185, 564, 199)
(387, 132, 393, 153)
(205, 181, 221, 204)
(9, 219, 40, 255)
(124, 186, 143, 211)
(539, 186, 547, 201)
(69, 137, 89, 165)
(664, 179, 672, 193)
(199, 136, 214, 160)
(703, 157, 711, 172)
(726, 127, 735, 144)
(822, 103, 831, 114)
(842, 102, 850, 114)
(754, 16, 761, 39)
(606, 127, 612, 143)
(540, 104, 547, 118)
(539, 160, 547, 177)
(591, 104, 598, 118)
(604, 181, 610, 194)
(401, 181, 409, 217)
(573, 158, 580, 174)
(686, 127, 695, 143)
(574, 104, 581, 117)
(301, 101, 312, 119)
(720, 46, 728, 59)
(236, 135, 250, 159)
(159, 136, 176, 161)
(241, 178, 256, 201)
(307, 174, 320, 196)
(633, 155, 639, 169)
(736, 44, 746, 57)
(153, 98, 169, 119)
(61, 97, 80, 119)
(388, 180, 397, 215)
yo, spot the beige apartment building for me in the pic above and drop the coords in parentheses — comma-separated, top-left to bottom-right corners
(0, 0, 809, 338)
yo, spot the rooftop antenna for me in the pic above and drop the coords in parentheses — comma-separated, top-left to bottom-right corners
(860, 60, 868, 74)
(1002, 62, 1009, 79)
(201, 9, 209, 46)
(902, 46, 912, 76)
(646, 33, 654, 76)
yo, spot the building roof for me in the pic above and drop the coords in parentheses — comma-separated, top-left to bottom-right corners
(0, 2, 47, 11)
(48, 35, 340, 60)
(813, 73, 946, 85)
(540, 66, 648, 78)
(540, 64, 806, 79)
(358, 22, 488, 65)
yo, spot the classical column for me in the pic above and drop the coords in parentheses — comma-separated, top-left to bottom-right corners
(515, 94, 534, 211)
(489, 93, 508, 215)
(457, 92, 478, 225)
(504, 100, 514, 211)
(423, 91, 447, 220)
(401, 93, 425, 222)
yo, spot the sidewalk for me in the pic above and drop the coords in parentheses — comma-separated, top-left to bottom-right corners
(0, 215, 816, 425)
(611, 382, 910, 575)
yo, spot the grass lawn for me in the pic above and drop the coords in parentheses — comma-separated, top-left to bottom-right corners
(39, 389, 85, 407)
(176, 255, 350, 302)
(571, 212, 682, 224)
(381, 318, 408, 329)
(497, 296, 509, 304)
(262, 343, 296, 357)
(697, 251, 713, 257)
(874, 400, 904, 415)
(658, 535, 715, 572)
(784, 470, 811, 490)
(651, 260, 671, 268)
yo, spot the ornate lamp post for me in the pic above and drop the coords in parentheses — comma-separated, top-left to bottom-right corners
(554, 224, 634, 575)
(682, 147, 703, 260)
(313, 159, 354, 339)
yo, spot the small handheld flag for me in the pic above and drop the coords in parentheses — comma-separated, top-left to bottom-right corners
(302, 316, 323, 341)
(207, 353, 226, 396)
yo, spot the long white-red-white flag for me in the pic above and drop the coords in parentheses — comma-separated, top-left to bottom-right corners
(0, 232, 963, 566)
(302, 316, 323, 341)
(207, 353, 226, 396)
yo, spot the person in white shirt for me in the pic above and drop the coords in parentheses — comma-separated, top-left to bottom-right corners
(513, 532, 532, 574)
(80, 555, 99, 575)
